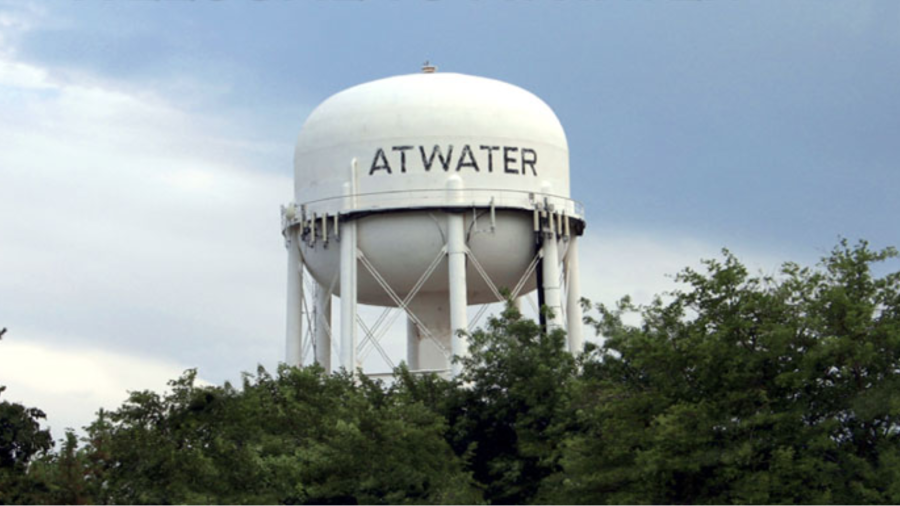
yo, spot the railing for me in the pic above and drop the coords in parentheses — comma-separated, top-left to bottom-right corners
(293, 187, 586, 219)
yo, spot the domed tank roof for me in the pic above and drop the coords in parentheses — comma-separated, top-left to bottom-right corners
(293, 72, 577, 217)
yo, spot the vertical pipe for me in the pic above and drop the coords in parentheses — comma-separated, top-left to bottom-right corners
(446, 176, 468, 378)
(536, 222, 547, 331)
(285, 227, 304, 366)
(541, 220, 564, 330)
(448, 211, 468, 377)
(314, 283, 332, 373)
(340, 183, 358, 374)
(536, 255, 547, 331)
(406, 316, 419, 371)
(565, 236, 584, 354)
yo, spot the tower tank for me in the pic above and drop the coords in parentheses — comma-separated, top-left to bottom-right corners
(283, 69, 585, 377)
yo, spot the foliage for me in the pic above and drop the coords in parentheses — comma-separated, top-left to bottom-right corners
(392, 303, 578, 504)
(456, 304, 577, 504)
(548, 239, 900, 504)
(0, 386, 54, 504)
(48, 366, 481, 505)
(6, 239, 900, 504)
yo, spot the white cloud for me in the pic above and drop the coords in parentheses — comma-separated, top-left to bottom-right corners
(0, 11, 294, 437)
(0, 337, 193, 436)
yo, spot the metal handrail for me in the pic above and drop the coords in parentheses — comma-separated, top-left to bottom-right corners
(296, 187, 585, 217)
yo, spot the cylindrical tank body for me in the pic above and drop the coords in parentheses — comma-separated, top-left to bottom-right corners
(289, 71, 585, 374)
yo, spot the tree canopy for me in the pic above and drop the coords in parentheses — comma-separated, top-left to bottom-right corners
(550, 240, 900, 504)
(0, 385, 54, 503)
(4, 239, 900, 504)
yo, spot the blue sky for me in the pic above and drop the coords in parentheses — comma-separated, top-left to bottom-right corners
(1, 1, 899, 436)
(17, 0, 900, 247)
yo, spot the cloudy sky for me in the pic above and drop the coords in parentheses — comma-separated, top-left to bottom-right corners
(1, 1, 898, 438)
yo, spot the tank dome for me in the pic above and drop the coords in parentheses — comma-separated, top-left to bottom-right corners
(294, 72, 575, 217)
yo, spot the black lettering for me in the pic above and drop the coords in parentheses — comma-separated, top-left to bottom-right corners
(370, 148, 392, 175)
(503, 146, 519, 174)
(420, 145, 454, 172)
(456, 144, 479, 172)
(480, 145, 500, 172)
(521, 148, 537, 176)
(392, 146, 413, 173)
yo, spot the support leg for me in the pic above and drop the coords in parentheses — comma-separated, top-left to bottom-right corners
(541, 227, 564, 330)
(447, 211, 469, 377)
(285, 228, 304, 366)
(340, 218, 358, 374)
(565, 236, 584, 354)
(314, 282, 332, 373)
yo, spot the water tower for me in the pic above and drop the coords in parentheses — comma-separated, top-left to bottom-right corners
(282, 67, 586, 378)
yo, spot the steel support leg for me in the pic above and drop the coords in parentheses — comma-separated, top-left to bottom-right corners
(285, 227, 304, 366)
(447, 211, 469, 377)
(340, 219, 357, 374)
(565, 236, 584, 354)
(541, 228, 564, 330)
(314, 282, 332, 373)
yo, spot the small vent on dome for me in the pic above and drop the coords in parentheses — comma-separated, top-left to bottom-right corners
(421, 61, 437, 73)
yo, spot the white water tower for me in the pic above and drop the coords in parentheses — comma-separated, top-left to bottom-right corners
(282, 67, 585, 378)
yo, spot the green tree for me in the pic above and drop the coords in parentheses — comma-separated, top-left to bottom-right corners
(26, 429, 95, 505)
(405, 303, 577, 504)
(0, 385, 55, 504)
(549, 240, 900, 504)
(79, 365, 480, 504)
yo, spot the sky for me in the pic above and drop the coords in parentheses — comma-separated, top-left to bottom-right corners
(1, 0, 899, 439)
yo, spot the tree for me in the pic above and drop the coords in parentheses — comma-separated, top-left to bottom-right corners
(0, 386, 55, 504)
(73, 365, 480, 504)
(24, 430, 94, 505)
(548, 240, 900, 504)
(394, 303, 577, 504)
